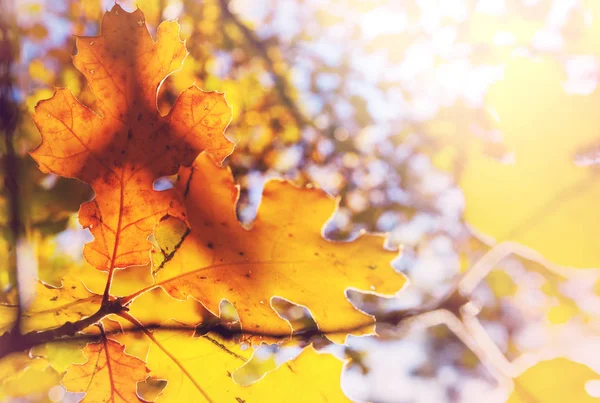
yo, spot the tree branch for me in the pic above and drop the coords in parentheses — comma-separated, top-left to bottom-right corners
(217, 0, 314, 130)
(0, 297, 126, 360)
(0, 275, 465, 362)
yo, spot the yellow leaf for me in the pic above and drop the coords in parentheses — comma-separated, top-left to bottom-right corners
(1, 276, 101, 335)
(23, 276, 102, 333)
(461, 56, 600, 268)
(508, 359, 600, 403)
(0, 353, 61, 402)
(145, 325, 350, 402)
(127, 287, 210, 327)
(153, 152, 405, 335)
(43, 339, 88, 372)
(0, 305, 17, 336)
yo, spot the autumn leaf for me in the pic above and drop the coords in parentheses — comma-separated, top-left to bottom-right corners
(152, 152, 405, 335)
(461, 56, 600, 268)
(37, 339, 89, 373)
(142, 321, 350, 403)
(0, 306, 16, 336)
(1, 276, 101, 335)
(22, 276, 102, 333)
(508, 359, 600, 403)
(0, 353, 61, 402)
(63, 337, 149, 402)
(29, 5, 233, 279)
(125, 287, 211, 328)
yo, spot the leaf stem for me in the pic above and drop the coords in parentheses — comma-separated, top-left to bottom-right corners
(119, 284, 159, 306)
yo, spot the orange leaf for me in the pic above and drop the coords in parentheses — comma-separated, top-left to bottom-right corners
(63, 338, 149, 402)
(153, 153, 406, 335)
(30, 5, 233, 273)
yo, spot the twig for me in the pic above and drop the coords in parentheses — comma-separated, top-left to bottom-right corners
(0, 297, 125, 360)
(217, 0, 314, 130)
(0, 269, 461, 360)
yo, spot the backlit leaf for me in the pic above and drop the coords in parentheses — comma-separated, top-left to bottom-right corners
(30, 5, 233, 274)
(63, 338, 150, 402)
(0, 353, 61, 402)
(22, 276, 102, 333)
(154, 153, 405, 335)
(508, 359, 600, 403)
(461, 56, 600, 268)
(145, 325, 350, 402)
(1, 276, 101, 335)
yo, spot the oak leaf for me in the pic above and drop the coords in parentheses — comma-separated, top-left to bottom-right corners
(153, 153, 406, 335)
(0, 276, 101, 335)
(63, 338, 149, 402)
(126, 287, 211, 327)
(145, 324, 350, 402)
(30, 5, 233, 275)
(22, 276, 101, 333)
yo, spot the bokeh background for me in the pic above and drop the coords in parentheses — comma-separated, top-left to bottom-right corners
(2, 0, 600, 402)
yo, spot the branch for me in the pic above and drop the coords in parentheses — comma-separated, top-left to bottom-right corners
(217, 0, 314, 130)
(0, 281, 457, 362)
(0, 297, 126, 360)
